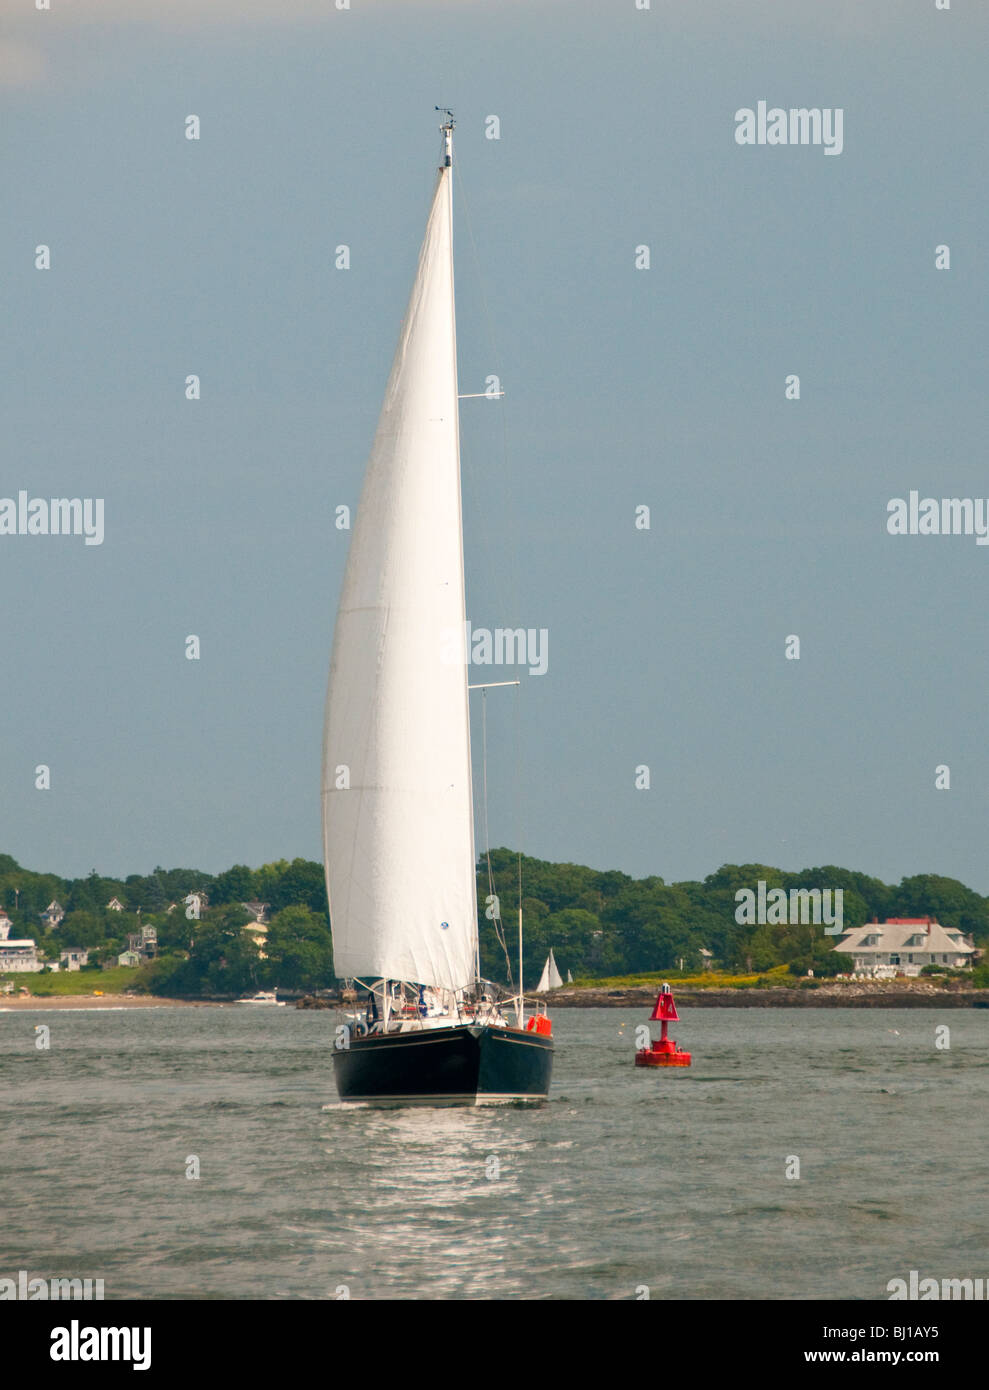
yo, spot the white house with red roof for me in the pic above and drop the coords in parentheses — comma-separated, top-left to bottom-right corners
(833, 917, 976, 976)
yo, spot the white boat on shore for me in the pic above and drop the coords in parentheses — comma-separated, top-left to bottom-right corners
(235, 991, 286, 1006)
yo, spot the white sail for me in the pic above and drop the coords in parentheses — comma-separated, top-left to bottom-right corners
(535, 949, 563, 993)
(321, 137, 477, 992)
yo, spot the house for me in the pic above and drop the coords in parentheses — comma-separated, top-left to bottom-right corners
(59, 948, 90, 972)
(182, 891, 208, 919)
(243, 921, 269, 960)
(126, 925, 157, 958)
(39, 900, 65, 929)
(106, 897, 125, 912)
(0, 935, 43, 973)
(117, 949, 142, 967)
(833, 917, 976, 977)
(0, 908, 13, 934)
(239, 902, 271, 958)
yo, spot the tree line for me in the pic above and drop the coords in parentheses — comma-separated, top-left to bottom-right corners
(2, 850, 986, 995)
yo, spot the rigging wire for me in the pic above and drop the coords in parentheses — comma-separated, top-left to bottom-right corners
(455, 155, 526, 993)
(482, 687, 515, 989)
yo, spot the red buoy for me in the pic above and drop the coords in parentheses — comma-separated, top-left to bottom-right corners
(635, 982, 691, 1067)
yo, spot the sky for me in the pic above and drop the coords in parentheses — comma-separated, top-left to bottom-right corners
(2, 0, 988, 891)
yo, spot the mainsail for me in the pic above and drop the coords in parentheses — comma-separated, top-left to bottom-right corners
(536, 950, 563, 993)
(321, 128, 477, 991)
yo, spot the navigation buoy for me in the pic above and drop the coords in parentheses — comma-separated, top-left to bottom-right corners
(635, 982, 691, 1068)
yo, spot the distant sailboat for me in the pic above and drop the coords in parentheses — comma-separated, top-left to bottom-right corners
(321, 114, 553, 1106)
(535, 949, 563, 993)
(566, 969, 573, 983)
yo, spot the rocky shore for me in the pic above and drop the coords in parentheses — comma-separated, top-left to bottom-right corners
(547, 981, 989, 1009)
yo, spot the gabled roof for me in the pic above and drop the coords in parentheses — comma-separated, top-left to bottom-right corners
(834, 920, 975, 955)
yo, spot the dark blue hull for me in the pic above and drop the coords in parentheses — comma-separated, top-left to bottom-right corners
(332, 1022, 553, 1106)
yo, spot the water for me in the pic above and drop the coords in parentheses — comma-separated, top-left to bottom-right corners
(2, 1006, 986, 1300)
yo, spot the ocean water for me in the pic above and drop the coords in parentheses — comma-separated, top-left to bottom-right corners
(1, 1005, 986, 1300)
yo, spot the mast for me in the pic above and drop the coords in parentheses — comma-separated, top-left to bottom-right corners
(438, 110, 482, 991)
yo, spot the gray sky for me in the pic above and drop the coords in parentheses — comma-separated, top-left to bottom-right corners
(2, 0, 988, 891)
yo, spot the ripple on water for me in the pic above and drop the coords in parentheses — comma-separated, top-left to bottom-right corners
(3, 1006, 986, 1298)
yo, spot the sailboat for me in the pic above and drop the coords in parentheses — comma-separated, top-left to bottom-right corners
(535, 949, 563, 993)
(321, 114, 554, 1107)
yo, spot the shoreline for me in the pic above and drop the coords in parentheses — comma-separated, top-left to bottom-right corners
(3, 985, 988, 1011)
(548, 984, 989, 1009)
(0, 993, 217, 1011)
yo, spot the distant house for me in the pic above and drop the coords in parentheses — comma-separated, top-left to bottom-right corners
(833, 917, 976, 976)
(126, 926, 157, 959)
(240, 902, 271, 959)
(0, 936, 43, 973)
(117, 949, 142, 967)
(59, 948, 90, 972)
(106, 897, 125, 912)
(0, 909, 13, 934)
(699, 948, 714, 971)
(243, 921, 269, 960)
(40, 900, 65, 930)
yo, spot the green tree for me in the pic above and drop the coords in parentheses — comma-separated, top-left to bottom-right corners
(262, 905, 334, 989)
(58, 910, 113, 950)
(211, 864, 259, 906)
(266, 859, 328, 915)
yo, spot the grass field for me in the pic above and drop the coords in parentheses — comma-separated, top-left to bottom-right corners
(0, 966, 144, 996)
(569, 965, 794, 990)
